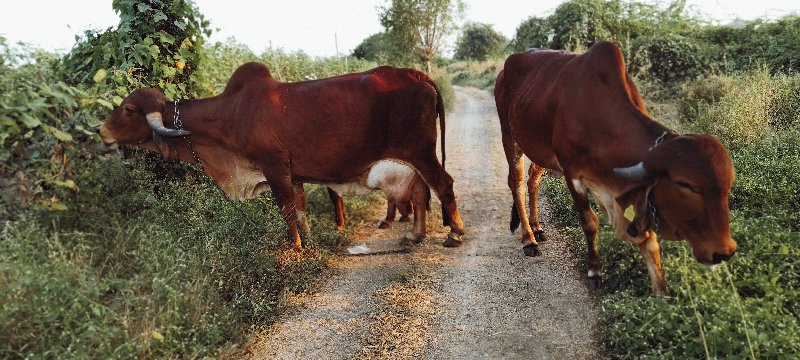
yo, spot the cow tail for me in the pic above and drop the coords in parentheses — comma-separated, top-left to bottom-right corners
(427, 79, 446, 169)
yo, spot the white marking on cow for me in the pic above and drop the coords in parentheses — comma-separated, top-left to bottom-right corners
(588, 269, 600, 277)
(571, 178, 587, 196)
(324, 160, 416, 202)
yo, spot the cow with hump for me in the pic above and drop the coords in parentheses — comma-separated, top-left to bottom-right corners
(99, 63, 465, 249)
(494, 41, 737, 295)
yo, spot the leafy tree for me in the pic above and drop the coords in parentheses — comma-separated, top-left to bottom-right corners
(549, 0, 623, 51)
(62, 0, 212, 99)
(630, 33, 705, 82)
(453, 22, 507, 61)
(513, 16, 551, 52)
(379, 0, 465, 73)
(352, 32, 393, 63)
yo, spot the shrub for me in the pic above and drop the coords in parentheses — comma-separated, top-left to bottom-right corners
(512, 16, 551, 52)
(685, 69, 800, 149)
(630, 33, 706, 83)
(453, 22, 508, 62)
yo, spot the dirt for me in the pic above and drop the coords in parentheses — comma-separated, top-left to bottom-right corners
(242, 87, 602, 359)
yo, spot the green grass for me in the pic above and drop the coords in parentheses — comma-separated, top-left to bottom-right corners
(0, 152, 359, 358)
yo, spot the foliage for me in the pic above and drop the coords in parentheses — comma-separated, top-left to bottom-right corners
(699, 15, 800, 73)
(548, 0, 624, 51)
(512, 16, 551, 52)
(447, 58, 504, 90)
(629, 33, 706, 83)
(203, 38, 258, 94)
(352, 32, 393, 63)
(682, 69, 800, 148)
(453, 22, 508, 62)
(379, 0, 465, 72)
(0, 153, 349, 358)
(62, 0, 212, 99)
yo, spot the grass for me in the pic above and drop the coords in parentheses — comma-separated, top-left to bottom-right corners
(538, 70, 800, 358)
(0, 151, 375, 358)
(447, 58, 505, 90)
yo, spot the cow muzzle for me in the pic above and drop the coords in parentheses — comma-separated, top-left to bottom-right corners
(711, 250, 736, 264)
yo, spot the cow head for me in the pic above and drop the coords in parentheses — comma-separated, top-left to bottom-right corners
(99, 88, 190, 159)
(614, 134, 737, 265)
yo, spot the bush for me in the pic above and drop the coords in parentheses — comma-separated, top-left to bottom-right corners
(630, 33, 706, 83)
(683, 69, 800, 148)
(447, 59, 504, 90)
(453, 22, 508, 62)
(0, 153, 348, 358)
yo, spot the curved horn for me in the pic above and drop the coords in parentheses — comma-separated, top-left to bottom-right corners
(613, 162, 648, 182)
(146, 112, 191, 138)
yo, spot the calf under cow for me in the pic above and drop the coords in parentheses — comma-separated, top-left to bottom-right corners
(495, 41, 737, 295)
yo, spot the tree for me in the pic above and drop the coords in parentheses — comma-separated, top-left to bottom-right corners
(62, 0, 212, 99)
(352, 32, 392, 62)
(453, 22, 507, 61)
(379, 0, 465, 73)
(513, 16, 551, 52)
(549, 0, 623, 51)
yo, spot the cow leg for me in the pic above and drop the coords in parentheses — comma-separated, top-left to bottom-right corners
(398, 200, 413, 222)
(294, 183, 312, 236)
(410, 157, 465, 247)
(565, 177, 601, 288)
(327, 187, 346, 232)
(503, 138, 539, 256)
(407, 177, 428, 242)
(639, 232, 669, 296)
(267, 177, 302, 249)
(527, 163, 548, 243)
(379, 200, 397, 229)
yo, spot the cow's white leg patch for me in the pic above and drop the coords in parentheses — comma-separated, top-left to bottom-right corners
(571, 179, 587, 196)
(588, 269, 601, 277)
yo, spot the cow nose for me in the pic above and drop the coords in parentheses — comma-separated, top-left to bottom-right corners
(712, 250, 736, 264)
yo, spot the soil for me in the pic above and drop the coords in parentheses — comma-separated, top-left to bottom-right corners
(241, 87, 602, 359)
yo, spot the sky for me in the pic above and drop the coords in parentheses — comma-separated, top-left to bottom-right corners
(1, 0, 798, 58)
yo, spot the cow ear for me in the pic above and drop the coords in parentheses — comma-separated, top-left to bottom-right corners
(615, 182, 654, 238)
(152, 133, 179, 161)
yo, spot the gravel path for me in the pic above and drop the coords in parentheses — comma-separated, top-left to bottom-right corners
(243, 87, 602, 359)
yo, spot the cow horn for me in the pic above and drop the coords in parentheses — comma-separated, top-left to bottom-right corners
(146, 112, 191, 137)
(613, 162, 648, 181)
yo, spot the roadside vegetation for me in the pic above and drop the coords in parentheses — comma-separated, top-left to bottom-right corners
(2, 0, 798, 357)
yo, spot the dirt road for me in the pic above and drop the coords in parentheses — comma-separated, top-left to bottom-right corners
(244, 87, 601, 359)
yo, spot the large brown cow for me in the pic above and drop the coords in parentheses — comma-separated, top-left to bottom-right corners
(495, 42, 737, 295)
(100, 63, 465, 249)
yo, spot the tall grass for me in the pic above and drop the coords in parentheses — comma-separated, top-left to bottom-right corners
(539, 70, 800, 358)
(0, 151, 353, 358)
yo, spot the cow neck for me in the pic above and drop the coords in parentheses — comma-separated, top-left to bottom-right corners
(164, 97, 217, 164)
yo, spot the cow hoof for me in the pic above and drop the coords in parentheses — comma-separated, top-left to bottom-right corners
(587, 275, 602, 290)
(335, 225, 345, 232)
(534, 230, 548, 243)
(523, 243, 541, 257)
(443, 233, 463, 247)
(403, 233, 426, 244)
(399, 216, 411, 222)
(378, 221, 392, 229)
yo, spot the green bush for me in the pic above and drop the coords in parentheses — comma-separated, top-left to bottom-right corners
(630, 33, 706, 83)
(447, 59, 504, 90)
(453, 22, 508, 62)
(683, 69, 800, 149)
(0, 153, 348, 358)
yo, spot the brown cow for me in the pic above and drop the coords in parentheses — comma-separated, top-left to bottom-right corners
(100, 63, 465, 249)
(495, 42, 737, 295)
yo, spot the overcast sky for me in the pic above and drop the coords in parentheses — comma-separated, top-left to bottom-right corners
(1, 1, 797, 57)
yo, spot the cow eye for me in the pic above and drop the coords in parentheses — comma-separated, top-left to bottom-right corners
(676, 181, 698, 193)
(123, 106, 137, 114)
